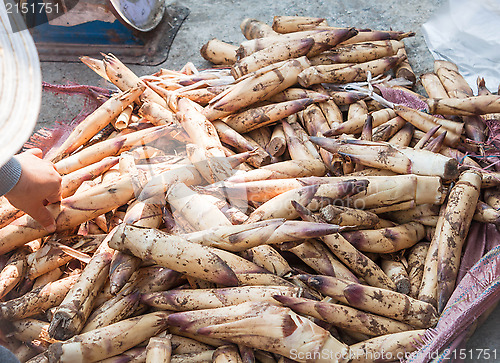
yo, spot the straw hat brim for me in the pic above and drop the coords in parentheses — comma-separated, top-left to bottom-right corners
(0, 1, 42, 167)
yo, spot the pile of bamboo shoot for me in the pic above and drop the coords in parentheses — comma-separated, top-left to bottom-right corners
(1, 15, 500, 363)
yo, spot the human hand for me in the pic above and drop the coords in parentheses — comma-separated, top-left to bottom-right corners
(5, 148, 62, 233)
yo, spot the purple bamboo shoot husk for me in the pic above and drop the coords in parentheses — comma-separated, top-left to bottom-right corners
(486, 223, 500, 252)
(456, 222, 486, 285)
(377, 85, 429, 111)
(406, 245, 500, 363)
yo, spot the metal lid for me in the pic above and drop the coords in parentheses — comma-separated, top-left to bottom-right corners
(108, 0, 166, 32)
(0, 0, 42, 166)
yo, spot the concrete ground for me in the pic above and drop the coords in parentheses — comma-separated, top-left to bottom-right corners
(35, 0, 500, 360)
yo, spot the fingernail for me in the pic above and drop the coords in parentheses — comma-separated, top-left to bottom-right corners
(45, 224, 56, 233)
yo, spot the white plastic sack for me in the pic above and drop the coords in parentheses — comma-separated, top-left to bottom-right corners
(422, 0, 500, 93)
